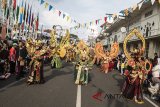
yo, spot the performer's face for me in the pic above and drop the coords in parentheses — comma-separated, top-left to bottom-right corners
(106, 52, 109, 56)
(82, 57, 86, 61)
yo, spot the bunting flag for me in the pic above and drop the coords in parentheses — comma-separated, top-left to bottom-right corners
(67, 16, 70, 21)
(90, 22, 92, 25)
(96, 20, 98, 25)
(44, 2, 49, 8)
(49, 5, 53, 11)
(85, 23, 87, 27)
(40, 0, 45, 4)
(63, 14, 66, 19)
(104, 17, 107, 22)
(108, 15, 112, 20)
(59, 11, 61, 16)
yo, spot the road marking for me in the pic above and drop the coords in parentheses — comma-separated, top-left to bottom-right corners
(144, 95, 159, 107)
(76, 85, 81, 107)
(0, 78, 25, 91)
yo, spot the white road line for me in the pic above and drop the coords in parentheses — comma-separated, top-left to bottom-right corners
(0, 78, 25, 91)
(76, 85, 81, 107)
(144, 95, 159, 107)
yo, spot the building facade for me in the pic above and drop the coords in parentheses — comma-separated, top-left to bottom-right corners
(103, 1, 160, 59)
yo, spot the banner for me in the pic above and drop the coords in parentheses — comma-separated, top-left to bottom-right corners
(1, 23, 7, 40)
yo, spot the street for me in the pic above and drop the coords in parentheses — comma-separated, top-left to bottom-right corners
(0, 62, 159, 107)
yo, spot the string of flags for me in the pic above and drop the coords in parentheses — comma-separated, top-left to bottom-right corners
(37, 0, 78, 24)
(70, 0, 160, 33)
(1, 0, 160, 35)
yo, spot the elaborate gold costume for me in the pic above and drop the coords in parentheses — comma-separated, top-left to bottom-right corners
(94, 42, 119, 73)
(122, 29, 151, 104)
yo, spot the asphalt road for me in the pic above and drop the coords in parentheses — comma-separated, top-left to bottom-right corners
(0, 62, 159, 107)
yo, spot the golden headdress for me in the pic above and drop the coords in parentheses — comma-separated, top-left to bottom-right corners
(58, 29, 70, 58)
(123, 29, 145, 59)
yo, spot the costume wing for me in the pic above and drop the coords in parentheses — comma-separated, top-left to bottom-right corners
(110, 42, 119, 59)
(94, 42, 105, 58)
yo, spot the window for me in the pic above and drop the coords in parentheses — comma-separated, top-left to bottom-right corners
(145, 10, 153, 18)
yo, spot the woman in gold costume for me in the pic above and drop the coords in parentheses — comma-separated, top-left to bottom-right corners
(27, 40, 48, 84)
(121, 29, 151, 104)
(94, 42, 119, 73)
(101, 51, 111, 73)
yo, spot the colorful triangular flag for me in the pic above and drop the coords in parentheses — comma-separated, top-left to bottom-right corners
(49, 5, 53, 11)
(44, 2, 49, 8)
(104, 17, 107, 23)
(40, 0, 45, 4)
(67, 16, 70, 21)
(63, 14, 66, 19)
(59, 11, 61, 16)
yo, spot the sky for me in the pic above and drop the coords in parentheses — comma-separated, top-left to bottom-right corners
(27, 0, 142, 40)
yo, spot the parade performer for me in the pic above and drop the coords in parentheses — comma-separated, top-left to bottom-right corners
(27, 40, 48, 84)
(66, 41, 76, 62)
(121, 29, 151, 104)
(0, 43, 10, 79)
(94, 42, 119, 73)
(122, 49, 145, 104)
(74, 40, 92, 85)
(101, 51, 111, 73)
(49, 28, 70, 69)
(51, 53, 62, 69)
(49, 27, 62, 69)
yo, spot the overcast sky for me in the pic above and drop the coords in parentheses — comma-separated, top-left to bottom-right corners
(27, 0, 142, 40)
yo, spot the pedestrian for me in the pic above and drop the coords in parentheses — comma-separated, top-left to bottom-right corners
(153, 53, 158, 67)
(9, 43, 17, 74)
(121, 60, 125, 75)
(16, 42, 27, 79)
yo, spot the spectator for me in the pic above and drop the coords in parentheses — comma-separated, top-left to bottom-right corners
(9, 43, 17, 74)
(16, 42, 27, 79)
(121, 60, 125, 75)
(153, 53, 158, 67)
